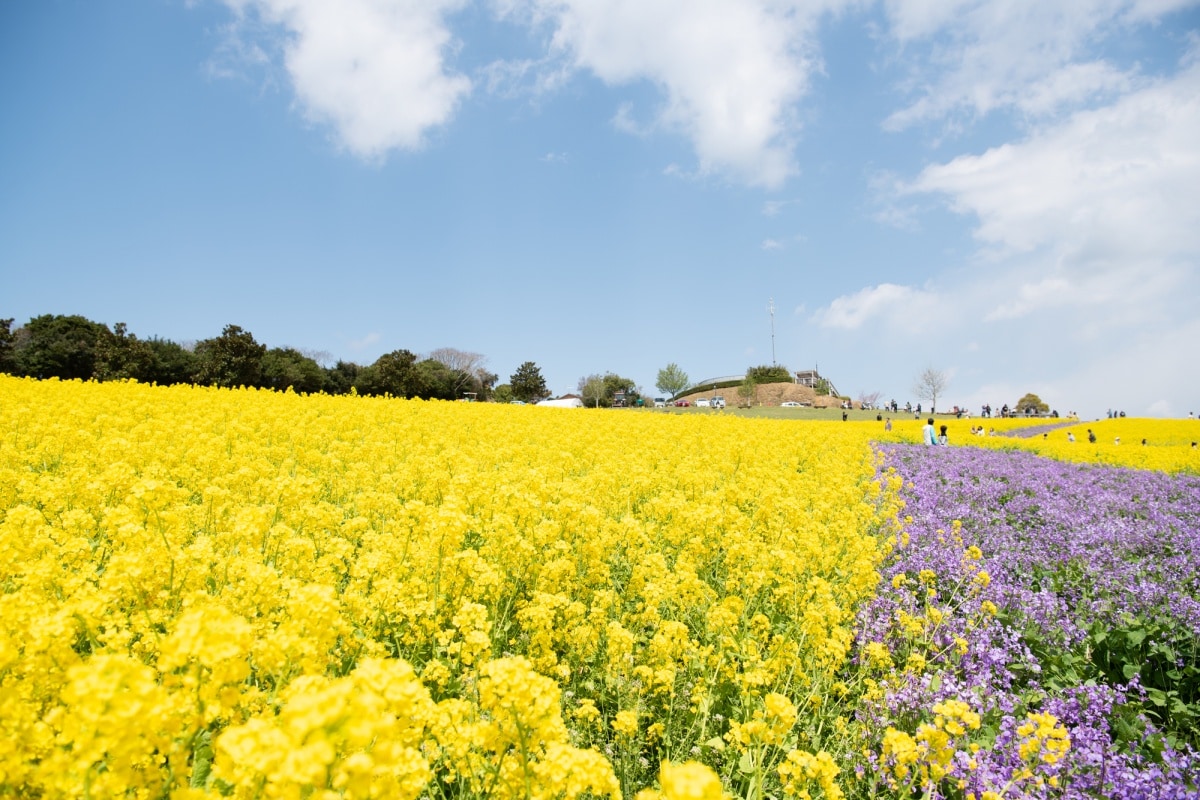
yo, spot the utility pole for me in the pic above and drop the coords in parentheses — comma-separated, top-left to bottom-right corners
(768, 297, 777, 365)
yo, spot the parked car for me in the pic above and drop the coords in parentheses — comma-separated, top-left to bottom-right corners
(781, 401, 802, 407)
(654, 398, 667, 408)
(696, 398, 711, 408)
(674, 400, 690, 407)
(711, 395, 726, 409)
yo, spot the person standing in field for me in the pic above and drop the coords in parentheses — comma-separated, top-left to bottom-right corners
(923, 418, 937, 446)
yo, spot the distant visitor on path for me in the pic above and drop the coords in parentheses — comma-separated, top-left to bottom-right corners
(923, 418, 937, 446)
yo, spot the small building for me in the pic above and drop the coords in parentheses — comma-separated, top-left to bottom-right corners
(795, 369, 839, 398)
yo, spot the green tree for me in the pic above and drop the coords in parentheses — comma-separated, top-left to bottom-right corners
(261, 347, 325, 393)
(0, 318, 15, 374)
(193, 325, 267, 388)
(144, 337, 199, 385)
(655, 363, 690, 398)
(415, 358, 460, 400)
(359, 349, 423, 397)
(322, 361, 362, 395)
(13, 314, 111, 380)
(95, 322, 155, 381)
(577, 372, 640, 407)
(601, 373, 639, 407)
(474, 370, 499, 401)
(745, 364, 791, 384)
(737, 376, 757, 408)
(510, 361, 548, 403)
(492, 384, 514, 403)
(1015, 392, 1050, 414)
(578, 374, 605, 408)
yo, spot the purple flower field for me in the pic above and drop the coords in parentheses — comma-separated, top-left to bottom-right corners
(859, 444, 1200, 799)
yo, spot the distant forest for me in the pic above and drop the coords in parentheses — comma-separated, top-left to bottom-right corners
(0, 314, 499, 401)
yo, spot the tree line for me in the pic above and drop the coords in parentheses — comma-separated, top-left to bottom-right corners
(0, 314, 554, 402)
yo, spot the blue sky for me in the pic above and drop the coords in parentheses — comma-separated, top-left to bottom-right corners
(3, 1, 1198, 418)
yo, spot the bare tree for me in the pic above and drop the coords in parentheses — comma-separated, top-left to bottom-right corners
(429, 347, 489, 396)
(913, 367, 949, 413)
(857, 390, 882, 409)
(429, 347, 484, 375)
(300, 348, 334, 367)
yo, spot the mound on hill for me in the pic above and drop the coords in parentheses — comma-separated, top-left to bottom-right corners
(680, 382, 844, 408)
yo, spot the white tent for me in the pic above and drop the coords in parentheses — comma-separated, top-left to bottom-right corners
(536, 397, 584, 408)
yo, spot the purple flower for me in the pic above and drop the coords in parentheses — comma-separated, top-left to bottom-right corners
(857, 445, 1200, 799)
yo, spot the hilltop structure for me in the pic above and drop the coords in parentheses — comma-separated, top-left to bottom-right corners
(794, 369, 839, 399)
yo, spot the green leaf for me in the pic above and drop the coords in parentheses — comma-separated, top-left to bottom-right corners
(1123, 663, 1140, 680)
(190, 730, 214, 788)
(705, 737, 726, 752)
(1127, 628, 1147, 647)
(1147, 688, 1167, 707)
(739, 752, 756, 775)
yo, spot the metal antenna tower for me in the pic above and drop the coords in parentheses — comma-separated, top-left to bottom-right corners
(768, 297, 777, 365)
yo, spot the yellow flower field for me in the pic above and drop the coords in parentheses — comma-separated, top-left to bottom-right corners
(875, 416, 1200, 473)
(0, 376, 900, 799)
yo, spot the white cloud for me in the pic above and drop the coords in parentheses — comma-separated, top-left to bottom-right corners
(815, 282, 940, 331)
(761, 238, 783, 250)
(498, 0, 851, 187)
(218, 0, 472, 158)
(902, 59, 1200, 335)
(910, 62, 1200, 257)
(880, 0, 1196, 130)
(853, 47, 1200, 420)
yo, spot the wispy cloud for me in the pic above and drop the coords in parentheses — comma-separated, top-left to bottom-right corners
(762, 198, 798, 216)
(347, 332, 381, 351)
(879, 0, 1190, 131)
